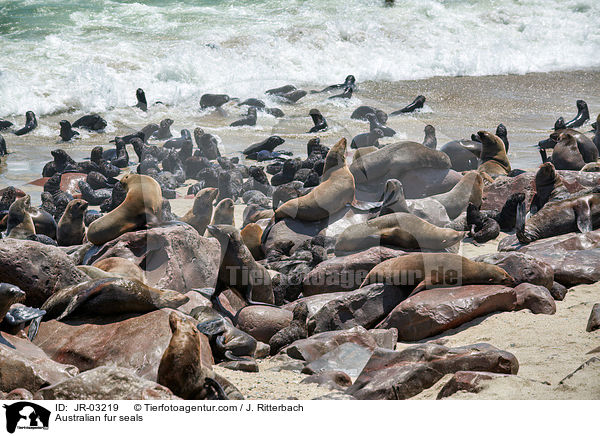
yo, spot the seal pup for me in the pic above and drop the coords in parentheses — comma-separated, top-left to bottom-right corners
(135, 88, 147, 111)
(308, 109, 328, 133)
(422, 125, 437, 149)
(72, 114, 107, 131)
(335, 212, 465, 254)
(313, 75, 356, 93)
(182, 187, 219, 235)
(0, 283, 26, 323)
(211, 198, 235, 226)
(550, 132, 587, 170)
(0, 119, 13, 130)
(243, 136, 285, 156)
(92, 258, 146, 283)
(366, 113, 395, 137)
(205, 224, 275, 312)
(266, 84, 297, 96)
(5, 195, 36, 239)
(530, 162, 570, 214)
(230, 107, 257, 127)
(477, 130, 511, 177)
(350, 106, 388, 123)
(200, 94, 230, 109)
(351, 129, 383, 149)
(194, 129, 221, 160)
(153, 118, 174, 140)
(390, 95, 426, 115)
(429, 171, 483, 219)
(557, 99, 589, 129)
(275, 138, 355, 221)
(361, 252, 515, 297)
(87, 174, 163, 245)
(278, 89, 307, 103)
(59, 120, 79, 141)
(57, 199, 88, 246)
(466, 203, 500, 243)
(328, 86, 353, 100)
(14, 111, 37, 136)
(240, 223, 264, 260)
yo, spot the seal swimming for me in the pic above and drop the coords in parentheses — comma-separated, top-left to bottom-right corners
(14, 111, 37, 136)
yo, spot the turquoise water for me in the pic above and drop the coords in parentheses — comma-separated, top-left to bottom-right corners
(1, 0, 599, 117)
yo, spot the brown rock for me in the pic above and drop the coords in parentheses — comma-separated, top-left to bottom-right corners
(368, 328, 398, 350)
(514, 283, 556, 315)
(0, 239, 88, 307)
(282, 294, 347, 319)
(550, 281, 568, 301)
(59, 173, 87, 197)
(300, 371, 352, 390)
(586, 303, 600, 332)
(307, 284, 407, 335)
(263, 218, 325, 254)
(218, 360, 259, 373)
(347, 343, 518, 399)
(5, 388, 34, 400)
(302, 342, 374, 378)
(437, 371, 512, 399)
(474, 252, 554, 290)
(302, 247, 405, 296)
(235, 306, 293, 343)
(86, 224, 221, 294)
(176, 290, 212, 315)
(377, 285, 517, 341)
(482, 172, 535, 211)
(34, 366, 179, 400)
(33, 309, 214, 381)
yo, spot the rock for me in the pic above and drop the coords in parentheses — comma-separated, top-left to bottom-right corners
(34, 366, 179, 400)
(377, 285, 517, 341)
(307, 284, 407, 335)
(86, 224, 221, 294)
(302, 247, 405, 296)
(313, 391, 356, 400)
(586, 303, 600, 332)
(474, 252, 554, 290)
(284, 326, 378, 362)
(5, 388, 34, 400)
(59, 173, 87, 197)
(558, 357, 600, 389)
(368, 328, 398, 350)
(254, 341, 270, 359)
(262, 218, 325, 254)
(481, 172, 535, 211)
(235, 306, 293, 343)
(514, 283, 556, 315)
(0, 332, 78, 393)
(399, 168, 462, 199)
(550, 281, 568, 301)
(302, 342, 374, 378)
(300, 371, 352, 390)
(347, 343, 518, 400)
(218, 360, 259, 373)
(176, 290, 212, 315)
(33, 309, 214, 381)
(282, 294, 347, 319)
(437, 371, 513, 399)
(0, 239, 88, 307)
(557, 170, 600, 190)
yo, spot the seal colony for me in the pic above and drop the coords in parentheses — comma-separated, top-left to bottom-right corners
(0, 75, 599, 402)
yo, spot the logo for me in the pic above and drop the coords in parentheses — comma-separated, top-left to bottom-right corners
(3, 402, 50, 433)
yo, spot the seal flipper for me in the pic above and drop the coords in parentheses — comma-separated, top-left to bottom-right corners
(202, 377, 229, 400)
(223, 350, 253, 362)
(350, 198, 382, 211)
(575, 199, 593, 233)
(27, 316, 42, 341)
(56, 284, 108, 321)
(407, 280, 428, 298)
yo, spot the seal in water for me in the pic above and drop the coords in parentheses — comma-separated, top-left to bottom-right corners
(0, 133, 7, 156)
(350, 106, 388, 123)
(14, 111, 37, 136)
(230, 107, 257, 127)
(365, 113, 395, 137)
(135, 88, 147, 111)
(308, 109, 328, 133)
(477, 130, 511, 177)
(182, 187, 219, 235)
(556, 99, 590, 129)
(313, 75, 357, 93)
(328, 86, 353, 100)
(87, 174, 163, 245)
(390, 95, 426, 115)
(59, 120, 79, 141)
(351, 129, 383, 149)
(153, 118, 174, 140)
(360, 252, 515, 297)
(200, 94, 230, 109)
(57, 199, 88, 246)
(72, 114, 107, 131)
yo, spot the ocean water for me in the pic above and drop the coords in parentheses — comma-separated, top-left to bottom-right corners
(1, 0, 599, 117)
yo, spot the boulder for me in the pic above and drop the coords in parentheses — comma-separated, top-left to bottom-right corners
(307, 284, 407, 335)
(368, 328, 398, 350)
(514, 283, 556, 315)
(0, 332, 78, 393)
(302, 342, 374, 378)
(0, 239, 88, 307)
(436, 371, 513, 399)
(481, 172, 535, 211)
(33, 309, 214, 381)
(302, 247, 405, 296)
(300, 371, 352, 390)
(34, 366, 178, 400)
(5, 388, 34, 400)
(235, 306, 293, 343)
(347, 343, 518, 400)
(586, 303, 600, 332)
(262, 218, 325, 254)
(85, 224, 221, 293)
(377, 285, 517, 341)
(219, 360, 259, 373)
(282, 293, 348, 319)
(474, 252, 554, 290)
(550, 282, 568, 301)
(59, 173, 87, 197)
(176, 290, 212, 315)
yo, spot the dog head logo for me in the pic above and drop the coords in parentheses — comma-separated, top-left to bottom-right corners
(3, 402, 50, 433)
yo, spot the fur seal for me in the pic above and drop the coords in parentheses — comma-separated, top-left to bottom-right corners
(550, 132, 588, 170)
(422, 125, 437, 149)
(308, 109, 328, 133)
(240, 223, 264, 260)
(0, 133, 6, 156)
(59, 120, 79, 141)
(206, 224, 274, 310)
(466, 203, 500, 243)
(266, 84, 297, 95)
(530, 162, 570, 214)
(361, 252, 515, 297)
(163, 129, 192, 149)
(57, 199, 88, 246)
(211, 198, 235, 226)
(135, 88, 147, 111)
(351, 129, 383, 149)
(0, 119, 14, 130)
(182, 187, 219, 235)
(200, 94, 230, 109)
(366, 113, 395, 137)
(390, 95, 426, 115)
(230, 107, 257, 127)
(439, 139, 480, 172)
(14, 111, 37, 136)
(314, 75, 356, 93)
(194, 129, 221, 160)
(243, 136, 284, 156)
(5, 195, 36, 239)
(87, 174, 163, 245)
(0, 283, 26, 323)
(477, 130, 511, 177)
(335, 212, 465, 254)
(72, 114, 107, 131)
(40, 278, 188, 321)
(153, 118, 174, 139)
(328, 86, 353, 99)
(275, 138, 355, 221)
(91, 258, 146, 283)
(538, 128, 596, 162)
(350, 106, 388, 123)
(157, 311, 216, 399)
(557, 99, 589, 129)
(516, 193, 600, 244)
(278, 89, 307, 103)
(429, 171, 483, 219)
(471, 124, 509, 153)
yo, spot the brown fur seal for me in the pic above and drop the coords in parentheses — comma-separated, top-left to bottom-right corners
(206, 224, 274, 313)
(516, 193, 600, 244)
(0, 283, 26, 322)
(275, 138, 355, 221)
(530, 162, 570, 214)
(182, 187, 219, 235)
(92, 257, 146, 283)
(240, 223, 264, 260)
(87, 174, 163, 245)
(5, 195, 36, 239)
(157, 311, 222, 400)
(430, 171, 483, 219)
(57, 199, 88, 246)
(335, 212, 465, 254)
(211, 198, 235, 226)
(40, 278, 188, 321)
(361, 252, 515, 297)
(353, 146, 378, 161)
(477, 130, 511, 177)
(551, 132, 587, 170)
